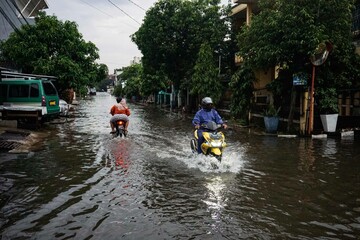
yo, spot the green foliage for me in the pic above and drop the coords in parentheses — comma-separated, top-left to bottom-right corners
(132, 0, 230, 94)
(234, 0, 360, 123)
(96, 78, 113, 92)
(113, 84, 123, 97)
(119, 63, 143, 98)
(238, 0, 321, 71)
(0, 12, 106, 94)
(191, 43, 222, 103)
(229, 64, 255, 120)
(316, 87, 339, 114)
(263, 104, 281, 117)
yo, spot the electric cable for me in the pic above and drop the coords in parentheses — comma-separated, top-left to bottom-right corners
(79, 0, 113, 18)
(127, 0, 146, 12)
(79, 0, 138, 29)
(107, 0, 141, 25)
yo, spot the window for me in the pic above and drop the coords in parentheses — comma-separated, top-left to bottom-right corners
(42, 82, 57, 95)
(30, 83, 39, 97)
(9, 85, 29, 98)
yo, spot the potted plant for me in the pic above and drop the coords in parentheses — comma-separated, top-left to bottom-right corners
(263, 104, 281, 133)
(317, 87, 339, 132)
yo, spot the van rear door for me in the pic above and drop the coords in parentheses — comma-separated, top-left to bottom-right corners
(42, 81, 60, 115)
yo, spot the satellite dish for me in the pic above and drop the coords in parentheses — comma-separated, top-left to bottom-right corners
(310, 41, 333, 66)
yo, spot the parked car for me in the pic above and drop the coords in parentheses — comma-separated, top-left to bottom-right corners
(0, 78, 60, 122)
(89, 87, 96, 95)
(59, 99, 69, 116)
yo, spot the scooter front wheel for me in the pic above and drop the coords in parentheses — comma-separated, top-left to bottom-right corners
(190, 139, 197, 153)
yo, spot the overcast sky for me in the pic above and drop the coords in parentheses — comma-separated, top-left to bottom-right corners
(45, 0, 231, 73)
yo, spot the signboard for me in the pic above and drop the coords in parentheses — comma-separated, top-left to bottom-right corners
(293, 73, 307, 86)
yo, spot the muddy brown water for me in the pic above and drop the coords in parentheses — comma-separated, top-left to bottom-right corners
(1, 92, 359, 239)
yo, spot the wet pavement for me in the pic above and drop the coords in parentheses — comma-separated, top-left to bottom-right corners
(1, 92, 360, 240)
(0, 128, 29, 152)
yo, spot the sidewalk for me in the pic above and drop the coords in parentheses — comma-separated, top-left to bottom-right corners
(0, 120, 48, 153)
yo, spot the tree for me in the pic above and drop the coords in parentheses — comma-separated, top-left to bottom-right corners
(119, 63, 143, 99)
(235, 0, 360, 131)
(229, 63, 255, 121)
(132, 0, 230, 102)
(191, 42, 222, 104)
(0, 12, 107, 97)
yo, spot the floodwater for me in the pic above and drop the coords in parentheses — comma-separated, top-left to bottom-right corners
(1, 92, 359, 240)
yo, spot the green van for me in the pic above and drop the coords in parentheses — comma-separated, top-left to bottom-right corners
(0, 78, 60, 122)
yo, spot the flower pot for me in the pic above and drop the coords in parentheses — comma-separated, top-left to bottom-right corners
(264, 116, 279, 133)
(320, 114, 338, 132)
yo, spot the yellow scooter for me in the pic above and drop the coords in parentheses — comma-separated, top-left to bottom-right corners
(190, 121, 227, 161)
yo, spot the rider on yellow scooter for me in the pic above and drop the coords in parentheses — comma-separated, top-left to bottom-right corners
(192, 97, 227, 154)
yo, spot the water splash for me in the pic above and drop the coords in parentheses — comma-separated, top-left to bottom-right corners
(152, 139, 245, 173)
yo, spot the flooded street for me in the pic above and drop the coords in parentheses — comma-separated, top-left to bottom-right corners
(1, 92, 360, 239)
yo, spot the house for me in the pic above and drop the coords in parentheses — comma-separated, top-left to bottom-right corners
(0, 0, 48, 41)
(231, 0, 360, 133)
(0, 0, 48, 70)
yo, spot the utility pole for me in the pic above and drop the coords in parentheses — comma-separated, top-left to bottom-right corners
(307, 41, 333, 135)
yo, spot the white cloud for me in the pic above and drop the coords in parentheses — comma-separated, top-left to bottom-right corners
(45, 0, 231, 73)
(45, 0, 153, 72)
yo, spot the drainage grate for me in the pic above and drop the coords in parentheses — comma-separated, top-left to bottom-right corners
(0, 131, 30, 141)
(0, 140, 22, 151)
(0, 130, 29, 151)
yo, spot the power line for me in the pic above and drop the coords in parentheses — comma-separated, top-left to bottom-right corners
(107, 0, 141, 25)
(127, 0, 146, 12)
(79, 0, 113, 18)
(78, 0, 138, 29)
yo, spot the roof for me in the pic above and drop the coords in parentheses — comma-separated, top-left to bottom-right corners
(0, 70, 57, 81)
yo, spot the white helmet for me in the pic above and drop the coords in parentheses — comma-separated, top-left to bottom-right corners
(202, 97, 213, 105)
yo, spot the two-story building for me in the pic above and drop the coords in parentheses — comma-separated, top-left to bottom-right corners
(231, 0, 360, 134)
(0, 0, 48, 69)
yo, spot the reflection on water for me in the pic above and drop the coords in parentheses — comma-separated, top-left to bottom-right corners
(1, 92, 359, 239)
(108, 139, 131, 171)
(298, 138, 316, 172)
(319, 138, 338, 159)
(203, 176, 227, 233)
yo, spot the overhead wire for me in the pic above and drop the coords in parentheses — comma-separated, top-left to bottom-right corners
(107, 0, 141, 25)
(78, 0, 138, 29)
(127, 0, 146, 12)
(79, 0, 113, 18)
